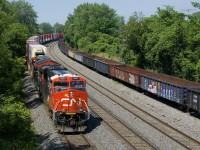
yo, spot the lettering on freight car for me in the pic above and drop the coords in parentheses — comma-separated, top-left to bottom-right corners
(192, 94, 198, 110)
(161, 89, 176, 100)
(115, 70, 124, 80)
(129, 73, 135, 85)
(193, 95, 198, 99)
(193, 95, 198, 103)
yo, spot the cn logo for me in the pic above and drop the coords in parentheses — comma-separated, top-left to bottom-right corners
(61, 98, 72, 106)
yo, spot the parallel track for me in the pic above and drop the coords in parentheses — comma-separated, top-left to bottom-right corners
(48, 41, 200, 149)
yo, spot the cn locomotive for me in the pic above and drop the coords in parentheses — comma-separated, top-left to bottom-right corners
(26, 33, 90, 132)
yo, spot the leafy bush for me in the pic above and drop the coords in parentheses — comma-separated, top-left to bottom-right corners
(0, 97, 38, 150)
(0, 97, 31, 137)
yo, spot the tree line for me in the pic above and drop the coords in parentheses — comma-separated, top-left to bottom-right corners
(0, 0, 38, 149)
(0, 0, 64, 148)
(64, 3, 200, 82)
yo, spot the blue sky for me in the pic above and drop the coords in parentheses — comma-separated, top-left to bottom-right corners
(17, 0, 200, 25)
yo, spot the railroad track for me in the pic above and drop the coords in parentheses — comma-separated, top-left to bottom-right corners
(60, 133, 94, 150)
(47, 41, 200, 149)
(48, 42, 155, 149)
(47, 104, 93, 150)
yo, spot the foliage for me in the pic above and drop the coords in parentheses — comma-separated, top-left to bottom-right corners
(39, 22, 65, 34)
(122, 6, 200, 82)
(0, 97, 31, 137)
(64, 3, 124, 59)
(0, 0, 38, 149)
(10, 0, 38, 35)
(195, 60, 200, 82)
(39, 22, 53, 34)
(192, 1, 200, 9)
(0, 32, 26, 98)
(122, 12, 146, 67)
(0, 97, 37, 150)
(3, 23, 29, 57)
(54, 22, 64, 33)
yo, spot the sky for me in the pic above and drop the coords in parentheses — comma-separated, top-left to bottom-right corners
(14, 0, 200, 25)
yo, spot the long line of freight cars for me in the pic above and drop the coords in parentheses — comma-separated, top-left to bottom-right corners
(58, 39, 200, 116)
(26, 33, 63, 75)
(26, 33, 90, 132)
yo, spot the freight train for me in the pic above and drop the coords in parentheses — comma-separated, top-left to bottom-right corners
(57, 39, 200, 116)
(26, 33, 90, 132)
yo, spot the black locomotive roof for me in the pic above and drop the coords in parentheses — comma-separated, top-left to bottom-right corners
(36, 56, 52, 65)
(39, 65, 73, 77)
(47, 66, 73, 77)
(39, 65, 62, 74)
(50, 69, 73, 76)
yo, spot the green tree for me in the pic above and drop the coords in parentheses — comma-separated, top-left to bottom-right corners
(195, 60, 200, 82)
(0, 1, 38, 149)
(53, 22, 64, 33)
(122, 12, 146, 67)
(10, 0, 38, 35)
(39, 22, 53, 34)
(3, 23, 29, 57)
(122, 5, 200, 82)
(192, 1, 200, 9)
(64, 3, 124, 58)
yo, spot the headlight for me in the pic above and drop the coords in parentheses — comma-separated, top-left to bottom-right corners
(70, 91, 73, 97)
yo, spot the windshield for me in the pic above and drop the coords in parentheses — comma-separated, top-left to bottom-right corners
(54, 81, 68, 93)
(70, 81, 86, 91)
(70, 81, 85, 88)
